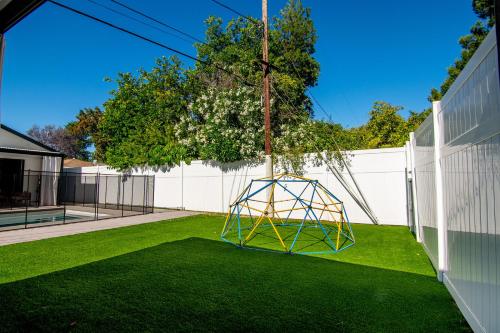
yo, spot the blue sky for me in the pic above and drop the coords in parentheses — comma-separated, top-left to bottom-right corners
(1, 0, 477, 132)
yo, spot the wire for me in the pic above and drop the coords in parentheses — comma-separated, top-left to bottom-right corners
(208, 0, 288, 73)
(308, 91, 332, 121)
(47, 0, 256, 87)
(108, 0, 264, 78)
(269, 76, 378, 223)
(85, 0, 194, 45)
(109, 0, 206, 44)
(209, 0, 261, 26)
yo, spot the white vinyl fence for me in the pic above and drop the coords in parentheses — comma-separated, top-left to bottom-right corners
(69, 147, 410, 226)
(408, 27, 500, 333)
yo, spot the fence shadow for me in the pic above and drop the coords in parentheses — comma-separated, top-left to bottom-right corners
(0, 237, 470, 332)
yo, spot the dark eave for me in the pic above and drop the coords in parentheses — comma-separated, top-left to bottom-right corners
(0, 146, 65, 157)
(0, 0, 46, 33)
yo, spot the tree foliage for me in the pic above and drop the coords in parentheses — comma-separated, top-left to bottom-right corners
(429, 0, 494, 101)
(66, 107, 104, 161)
(94, 0, 320, 170)
(176, 87, 263, 163)
(363, 102, 409, 148)
(27, 125, 88, 159)
(98, 57, 189, 170)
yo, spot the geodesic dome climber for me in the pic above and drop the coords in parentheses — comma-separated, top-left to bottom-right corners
(221, 174, 355, 254)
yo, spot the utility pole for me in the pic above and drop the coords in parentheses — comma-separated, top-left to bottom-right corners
(262, 0, 272, 179)
(262, 0, 274, 215)
(496, 0, 500, 82)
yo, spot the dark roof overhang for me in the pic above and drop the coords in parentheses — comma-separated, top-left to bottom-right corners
(0, 0, 46, 33)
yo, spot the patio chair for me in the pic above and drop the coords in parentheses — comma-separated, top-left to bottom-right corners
(0, 190, 9, 208)
(11, 192, 31, 208)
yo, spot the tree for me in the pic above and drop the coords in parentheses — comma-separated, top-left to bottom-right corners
(193, 0, 319, 132)
(27, 125, 88, 159)
(270, 0, 320, 127)
(176, 87, 263, 163)
(95, 0, 321, 170)
(473, 0, 495, 27)
(66, 107, 104, 161)
(98, 56, 190, 170)
(407, 108, 432, 132)
(429, 0, 494, 101)
(362, 102, 409, 148)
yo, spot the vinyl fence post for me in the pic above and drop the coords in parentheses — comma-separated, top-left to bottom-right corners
(409, 132, 421, 242)
(432, 101, 447, 281)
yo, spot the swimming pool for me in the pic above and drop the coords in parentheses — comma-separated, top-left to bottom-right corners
(0, 210, 88, 228)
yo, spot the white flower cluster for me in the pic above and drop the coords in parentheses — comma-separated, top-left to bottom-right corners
(175, 87, 264, 161)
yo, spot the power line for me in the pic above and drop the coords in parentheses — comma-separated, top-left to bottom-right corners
(47, 0, 255, 87)
(209, 0, 261, 26)
(109, 0, 206, 44)
(209, 0, 289, 73)
(85, 0, 194, 45)
(308, 91, 332, 121)
(268, 80, 379, 224)
(104, 0, 266, 78)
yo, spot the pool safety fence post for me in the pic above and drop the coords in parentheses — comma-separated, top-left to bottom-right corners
(130, 176, 134, 211)
(142, 176, 146, 214)
(121, 176, 125, 217)
(95, 173, 99, 221)
(104, 175, 108, 209)
(82, 175, 86, 207)
(72, 174, 76, 205)
(25, 170, 30, 228)
(151, 175, 155, 213)
(63, 172, 67, 224)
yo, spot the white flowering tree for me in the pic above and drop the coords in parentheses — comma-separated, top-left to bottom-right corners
(176, 87, 265, 163)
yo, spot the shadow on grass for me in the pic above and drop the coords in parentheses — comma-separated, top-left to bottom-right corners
(0, 238, 470, 333)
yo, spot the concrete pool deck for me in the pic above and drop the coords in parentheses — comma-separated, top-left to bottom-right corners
(0, 210, 199, 246)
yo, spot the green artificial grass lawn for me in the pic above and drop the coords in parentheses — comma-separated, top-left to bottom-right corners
(0, 215, 470, 332)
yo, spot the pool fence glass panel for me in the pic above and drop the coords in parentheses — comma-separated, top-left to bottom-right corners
(408, 27, 500, 333)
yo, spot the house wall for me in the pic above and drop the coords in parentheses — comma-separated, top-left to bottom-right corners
(0, 152, 42, 171)
(68, 147, 409, 226)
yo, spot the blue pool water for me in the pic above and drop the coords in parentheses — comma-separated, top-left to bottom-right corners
(0, 211, 82, 228)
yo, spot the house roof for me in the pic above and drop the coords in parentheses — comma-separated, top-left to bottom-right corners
(0, 124, 60, 152)
(0, 0, 46, 33)
(0, 124, 65, 157)
(63, 158, 95, 168)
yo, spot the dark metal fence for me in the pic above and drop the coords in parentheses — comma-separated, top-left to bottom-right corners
(0, 170, 155, 231)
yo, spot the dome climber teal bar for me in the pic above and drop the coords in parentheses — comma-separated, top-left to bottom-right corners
(221, 174, 355, 254)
